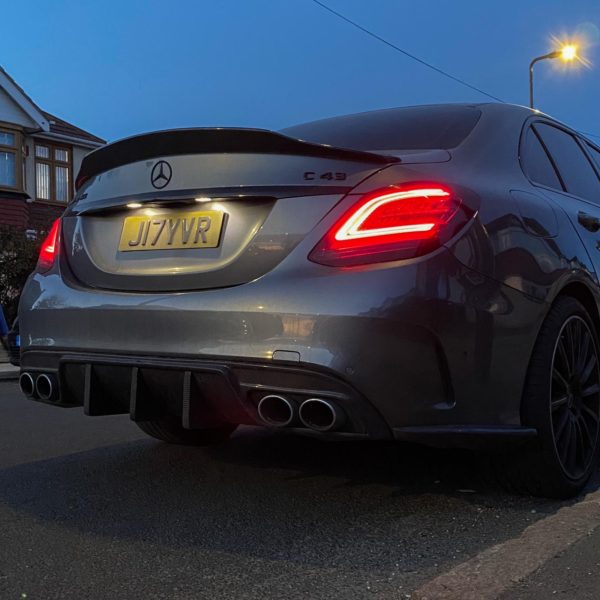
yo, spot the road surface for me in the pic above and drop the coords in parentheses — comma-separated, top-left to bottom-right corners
(1, 380, 599, 599)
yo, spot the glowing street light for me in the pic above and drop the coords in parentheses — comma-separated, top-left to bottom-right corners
(529, 44, 579, 109)
(560, 45, 578, 61)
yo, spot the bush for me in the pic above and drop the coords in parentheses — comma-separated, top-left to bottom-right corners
(0, 227, 42, 324)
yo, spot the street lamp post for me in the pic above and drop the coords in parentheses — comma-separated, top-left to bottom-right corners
(529, 51, 560, 109)
(529, 45, 578, 109)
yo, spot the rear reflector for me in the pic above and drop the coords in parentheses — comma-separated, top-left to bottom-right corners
(309, 184, 466, 266)
(36, 218, 61, 273)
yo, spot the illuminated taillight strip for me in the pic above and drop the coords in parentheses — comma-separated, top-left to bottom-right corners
(36, 218, 61, 273)
(334, 188, 450, 241)
(308, 183, 468, 267)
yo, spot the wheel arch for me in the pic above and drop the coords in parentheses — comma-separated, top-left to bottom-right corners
(552, 280, 600, 337)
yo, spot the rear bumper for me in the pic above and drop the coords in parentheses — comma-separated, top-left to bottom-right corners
(19, 350, 536, 447)
(19, 247, 546, 438)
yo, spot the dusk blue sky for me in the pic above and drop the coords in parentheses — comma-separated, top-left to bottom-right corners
(2, 1, 599, 143)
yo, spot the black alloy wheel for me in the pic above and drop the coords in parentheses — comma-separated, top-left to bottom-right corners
(498, 296, 600, 498)
(550, 315, 600, 479)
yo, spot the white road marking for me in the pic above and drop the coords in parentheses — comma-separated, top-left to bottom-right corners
(413, 488, 600, 600)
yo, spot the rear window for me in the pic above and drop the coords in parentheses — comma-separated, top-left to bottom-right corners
(281, 105, 482, 151)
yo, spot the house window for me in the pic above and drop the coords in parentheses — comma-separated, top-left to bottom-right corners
(35, 143, 72, 202)
(0, 128, 19, 189)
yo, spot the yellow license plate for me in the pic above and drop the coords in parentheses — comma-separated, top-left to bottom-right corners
(119, 209, 225, 252)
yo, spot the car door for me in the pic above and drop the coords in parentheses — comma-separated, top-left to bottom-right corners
(524, 121, 600, 275)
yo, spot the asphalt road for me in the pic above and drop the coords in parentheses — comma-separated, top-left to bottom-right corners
(1, 379, 599, 600)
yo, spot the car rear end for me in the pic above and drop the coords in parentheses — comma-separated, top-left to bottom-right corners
(19, 105, 521, 444)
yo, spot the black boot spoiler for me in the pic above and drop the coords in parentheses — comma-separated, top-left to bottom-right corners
(76, 127, 400, 190)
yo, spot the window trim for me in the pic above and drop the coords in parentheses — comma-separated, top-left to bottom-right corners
(581, 140, 600, 180)
(519, 118, 565, 193)
(0, 124, 23, 192)
(519, 117, 600, 205)
(531, 124, 567, 191)
(33, 140, 73, 204)
(519, 123, 565, 192)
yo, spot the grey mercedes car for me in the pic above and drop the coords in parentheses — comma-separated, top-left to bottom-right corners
(18, 103, 600, 498)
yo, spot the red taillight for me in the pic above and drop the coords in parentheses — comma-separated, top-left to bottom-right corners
(309, 184, 467, 266)
(36, 218, 61, 273)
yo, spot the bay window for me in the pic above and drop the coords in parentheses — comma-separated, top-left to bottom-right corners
(35, 142, 72, 203)
(0, 128, 20, 190)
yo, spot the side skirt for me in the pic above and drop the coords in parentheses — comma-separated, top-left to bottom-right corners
(393, 425, 537, 450)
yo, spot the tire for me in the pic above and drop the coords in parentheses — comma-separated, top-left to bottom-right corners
(498, 296, 600, 498)
(137, 416, 237, 446)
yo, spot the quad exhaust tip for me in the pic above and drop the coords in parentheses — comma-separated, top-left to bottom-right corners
(19, 372, 36, 398)
(257, 394, 297, 427)
(35, 373, 58, 402)
(299, 398, 345, 432)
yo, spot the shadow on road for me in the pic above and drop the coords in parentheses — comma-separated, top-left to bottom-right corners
(205, 428, 494, 492)
(0, 426, 574, 573)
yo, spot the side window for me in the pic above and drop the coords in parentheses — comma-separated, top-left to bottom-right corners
(586, 143, 600, 173)
(521, 127, 562, 190)
(535, 123, 600, 202)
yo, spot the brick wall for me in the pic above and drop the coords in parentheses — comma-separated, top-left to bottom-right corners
(0, 197, 63, 232)
(0, 196, 29, 229)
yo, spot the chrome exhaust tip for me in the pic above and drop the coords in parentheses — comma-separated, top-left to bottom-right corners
(35, 373, 57, 402)
(19, 372, 36, 398)
(299, 398, 345, 432)
(257, 394, 297, 427)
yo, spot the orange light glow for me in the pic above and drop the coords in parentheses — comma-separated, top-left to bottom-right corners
(550, 34, 592, 68)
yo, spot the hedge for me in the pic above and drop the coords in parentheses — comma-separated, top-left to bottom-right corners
(0, 227, 42, 324)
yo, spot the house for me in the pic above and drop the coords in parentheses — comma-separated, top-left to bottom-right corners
(0, 66, 105, 233)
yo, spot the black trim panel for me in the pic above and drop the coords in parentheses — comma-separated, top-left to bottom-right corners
(394, 425, 537, 449)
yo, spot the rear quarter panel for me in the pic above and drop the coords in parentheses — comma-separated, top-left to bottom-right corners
(350, 104, 599, 425)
